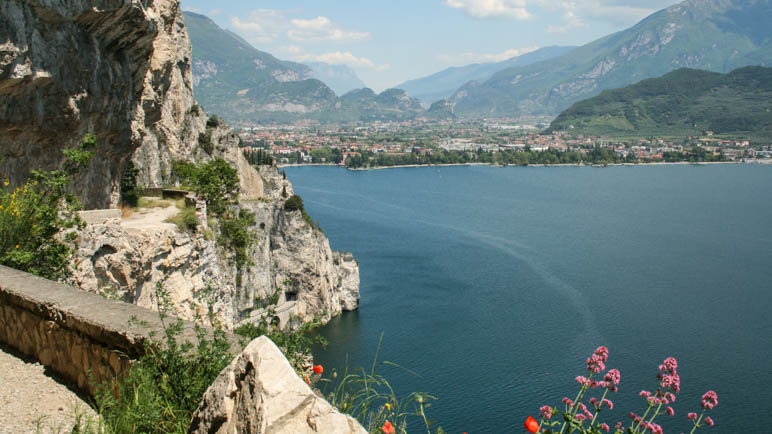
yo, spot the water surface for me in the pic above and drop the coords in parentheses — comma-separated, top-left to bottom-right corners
(285, 165, 772, 433)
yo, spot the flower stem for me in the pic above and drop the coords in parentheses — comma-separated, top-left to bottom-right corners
(688, 409, 706, 434)
(560, 374, 594, 434)
(632, 405, 653, 433)
(589, 388, 610, 428)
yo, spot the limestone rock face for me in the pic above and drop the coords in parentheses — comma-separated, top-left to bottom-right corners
(71, 171, 360, 330)
(0, 0, 262, 209)
(190, 336, 366, 434)
(0, 0, 184, 208)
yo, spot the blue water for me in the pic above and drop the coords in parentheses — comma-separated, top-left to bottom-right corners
(284, 165, 772, 434)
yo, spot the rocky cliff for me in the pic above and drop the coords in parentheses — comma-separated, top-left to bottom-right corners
(0, 0, 260, 208)
(72, 167, 359, 331)
(1, 0, 360, 329)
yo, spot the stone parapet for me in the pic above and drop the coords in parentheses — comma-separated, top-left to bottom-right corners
(0, 265, 237, 393)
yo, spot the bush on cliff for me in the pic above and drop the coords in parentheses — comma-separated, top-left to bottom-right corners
(0, 135, 94, 280)
(284, 194, 304, 211)
(171, 158, 239, 215)
(94, 283, 232, 433)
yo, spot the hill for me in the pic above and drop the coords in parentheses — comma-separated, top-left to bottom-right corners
(184, 12, 422, 124)
(397, 46, 576, 105)
(306, 62, 367, 96)
(449, 0, 772, 119)
(548, 66, 772, 141)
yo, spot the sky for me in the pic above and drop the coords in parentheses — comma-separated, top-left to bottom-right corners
(180, 0, 680, 92)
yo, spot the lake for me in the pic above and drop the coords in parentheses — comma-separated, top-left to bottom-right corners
(284, 164, 772, 433)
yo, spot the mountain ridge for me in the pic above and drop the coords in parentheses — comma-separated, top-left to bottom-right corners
(397, 46, 577, 104)
(548, 65, 772, 140)
(447, 0, 772, 118)
(184, 12, 423, 124)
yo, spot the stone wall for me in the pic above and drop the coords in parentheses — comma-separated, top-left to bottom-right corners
(0, 265, 367, 432)
(0, 264, 227, 393)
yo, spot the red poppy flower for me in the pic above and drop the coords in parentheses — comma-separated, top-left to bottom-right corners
(313, 365, 324, 375)
(381, 420, 396, 434)
(525, 416, 539, 433)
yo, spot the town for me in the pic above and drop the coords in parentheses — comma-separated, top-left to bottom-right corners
(238, 120, 772, 168)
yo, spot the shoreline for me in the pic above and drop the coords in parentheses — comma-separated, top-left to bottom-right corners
(278, 160, 760, 171)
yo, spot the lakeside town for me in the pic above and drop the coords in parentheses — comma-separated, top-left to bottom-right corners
(238, 120, 772, 168)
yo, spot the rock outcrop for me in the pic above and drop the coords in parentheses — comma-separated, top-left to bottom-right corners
(71, 170, 360, 330)
(0, 0, 261, 208)
(190, 336, 367, 434)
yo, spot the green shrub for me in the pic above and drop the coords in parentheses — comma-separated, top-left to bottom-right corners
(0, 135, 94, 280)
(166, 206, 199, 233)
(284, 194, 304, 212)
(171, 159, 239, 216)
(206, 115, 223, 129)
(120, 161, 141, 207)
(218, 208, 256, 270)
(192, 159, 239, 216)
(94, 283, 232, 434)
(198, 131, 214, 155)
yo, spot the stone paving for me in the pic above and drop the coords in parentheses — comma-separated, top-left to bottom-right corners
(0, 344, 97, 434)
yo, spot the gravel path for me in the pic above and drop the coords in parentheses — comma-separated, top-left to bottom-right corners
(0, 344, 97, 434)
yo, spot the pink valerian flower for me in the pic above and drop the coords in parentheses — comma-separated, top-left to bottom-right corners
(604, 369, 621, 386)
(688, 412, 698, 420)
(666, 406, 675, 416)
(575, 414, 587, 422)
(602, 398, 614, 410)
(701, 391, 718, 410)
(704, 416, 715, 427)
(665, 392, 676, 403)
(659, 372, 681, 393)
(656, 357, 681, 393)
(663, 357, 677, 372)
(647, 422, 663, 434)
(589, 397, 599, 406)
(599, 422, 610, 432)
(587, 347, 609, 373)
(540, 405, 553, 420)
(640, 390, 652, 398)
(577, 402, 589, 414)
(615, 421, 623, 431)
(576, 376, 590, 386)
(562, 397, 574, 407)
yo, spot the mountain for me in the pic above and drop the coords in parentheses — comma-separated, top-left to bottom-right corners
(338, 88, 425, 121)
(548, 66, 772, 140)
(449, 0, 772, 119)
(306, 63, 367, 96)
(397, 46, 576, 104)
(184, 12, 422, 123)
(184, 12, 338, 123)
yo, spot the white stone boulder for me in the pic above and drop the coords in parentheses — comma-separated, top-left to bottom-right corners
(189, 336, 366, 434)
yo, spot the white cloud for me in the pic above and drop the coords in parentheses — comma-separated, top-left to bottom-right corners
(231, 9, 289, 44)
(231, 11, 370, 44)
(279, 45, 304, 55)
(546, 2, 585, 33)
(445, 0, 532, 20)
(288, 17, 370, 42)
(438, 46, 541, 66)
(445, 0, 668, 29)
(296, 51, 388, 70)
